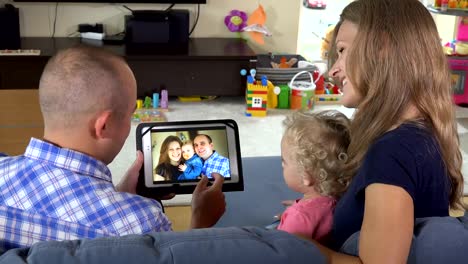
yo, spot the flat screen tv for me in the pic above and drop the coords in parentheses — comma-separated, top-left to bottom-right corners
(14, 0, 205, 3)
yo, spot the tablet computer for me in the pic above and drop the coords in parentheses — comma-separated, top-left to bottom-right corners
(136, 119, 244, 198)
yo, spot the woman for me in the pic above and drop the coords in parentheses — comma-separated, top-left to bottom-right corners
(310, 0, 466, 263)
(154, 135, 183, 181)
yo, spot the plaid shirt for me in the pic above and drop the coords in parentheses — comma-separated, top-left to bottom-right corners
(202, 151, 230, 178)
(0, 138, 171, 251)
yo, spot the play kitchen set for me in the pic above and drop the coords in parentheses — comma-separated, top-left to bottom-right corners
(243, 54, 341, 117)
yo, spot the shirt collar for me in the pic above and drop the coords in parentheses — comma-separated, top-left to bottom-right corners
(206, 150, 219, 161)
(24, 138, 112, 182)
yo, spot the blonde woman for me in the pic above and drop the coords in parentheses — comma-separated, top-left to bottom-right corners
(308, 0, 467, 263)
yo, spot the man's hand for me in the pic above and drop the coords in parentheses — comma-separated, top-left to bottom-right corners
(116, 151, 176, 200)
(190, 173, 225, 229)
(115, 150, 144, 194)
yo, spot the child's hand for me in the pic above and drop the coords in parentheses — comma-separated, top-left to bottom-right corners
(281, 200, 295, 207)
(178, 164, 187, 172)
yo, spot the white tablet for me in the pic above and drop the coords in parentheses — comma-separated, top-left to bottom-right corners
(136, 119, 244, 197)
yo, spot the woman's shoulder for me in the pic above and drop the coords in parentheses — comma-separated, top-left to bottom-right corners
(371, 122, 436, 153)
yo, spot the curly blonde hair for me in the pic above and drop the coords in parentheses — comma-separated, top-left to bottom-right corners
(283, 110, 350, 198)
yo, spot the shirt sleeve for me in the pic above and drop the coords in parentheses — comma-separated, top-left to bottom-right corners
(221, 158, 230, 177)
(277, 206, 318, 237)
(356, 140, 418, 201)
(106, 192, 172, 235)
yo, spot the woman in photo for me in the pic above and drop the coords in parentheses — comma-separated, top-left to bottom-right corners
(154, 135, 183, 181)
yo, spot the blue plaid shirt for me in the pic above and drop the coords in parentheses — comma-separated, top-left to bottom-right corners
(0, 138, 171, 251)
(202, 151, 230, 178)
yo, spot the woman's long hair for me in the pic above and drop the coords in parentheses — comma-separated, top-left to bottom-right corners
(156, 135, 182, 180)
(329, 0, 465, 210)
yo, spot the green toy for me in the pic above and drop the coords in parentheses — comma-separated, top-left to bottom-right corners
(143, 96, 152, 108)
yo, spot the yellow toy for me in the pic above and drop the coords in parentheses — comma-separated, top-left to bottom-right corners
(266, 80, 279, 109)
(321, 25, 335, 60)
(246, 75, 268, 117)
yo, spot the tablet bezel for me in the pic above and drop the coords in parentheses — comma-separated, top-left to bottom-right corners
(136, 119, 244, 197)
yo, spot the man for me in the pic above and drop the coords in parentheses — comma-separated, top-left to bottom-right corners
(193, 134, 230, 178)
(0, 45, 225, 251)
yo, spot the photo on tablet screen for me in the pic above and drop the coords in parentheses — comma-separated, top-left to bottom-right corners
(150, 127, 231, 183)
(138, 120, 242, 195)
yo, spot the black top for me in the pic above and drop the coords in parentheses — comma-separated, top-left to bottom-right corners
(331, 123, 451, 250)
(155, 163, 182, 182)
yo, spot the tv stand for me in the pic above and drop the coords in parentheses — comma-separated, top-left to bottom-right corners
(0, 37, 256, 97)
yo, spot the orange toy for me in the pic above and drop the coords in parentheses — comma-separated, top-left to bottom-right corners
(246, 5, 268, 45)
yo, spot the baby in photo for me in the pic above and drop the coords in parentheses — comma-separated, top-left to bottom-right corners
(178, 140, 203, 180)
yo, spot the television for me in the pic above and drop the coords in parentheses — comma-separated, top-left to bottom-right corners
(13, 0, 205, 3)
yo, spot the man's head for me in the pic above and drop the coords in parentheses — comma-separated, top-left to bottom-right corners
(193, 134, 214, 160)
(39, 45, 137, 164)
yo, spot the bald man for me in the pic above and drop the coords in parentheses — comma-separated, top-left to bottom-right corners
(0, 45, 225, 251)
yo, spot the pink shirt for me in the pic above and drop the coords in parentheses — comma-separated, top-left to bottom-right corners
(277, 196, 336, 244)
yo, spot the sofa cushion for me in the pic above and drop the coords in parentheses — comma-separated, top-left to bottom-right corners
(340, 213, 468, 263)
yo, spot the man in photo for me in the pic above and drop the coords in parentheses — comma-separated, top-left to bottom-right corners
(193, 134, 230, 178)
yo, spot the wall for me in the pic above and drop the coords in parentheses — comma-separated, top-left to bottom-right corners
(9, 0, 300, 54)
(296, 0, 351, 61)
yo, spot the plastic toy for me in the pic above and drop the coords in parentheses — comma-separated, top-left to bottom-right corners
(270, 57, 298, 69)
(288, 71, 316, 110)
(153, 93, 159, 109)
(160, 89, 168, 109)
(245, 75, 269, 117)
(136, 99, 143, 109)
(224, 10, 248, 33)
(132, 109, 166, 123)
(143, 96, 152, 108)
(243, 5, 271, 45)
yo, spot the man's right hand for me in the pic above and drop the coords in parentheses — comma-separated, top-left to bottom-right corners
(190, 173, 225, 229)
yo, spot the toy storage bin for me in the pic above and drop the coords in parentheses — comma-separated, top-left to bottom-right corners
(288, 71, 316, 110)
(255, 54, 319, 109)
(255, 54, 319, 83)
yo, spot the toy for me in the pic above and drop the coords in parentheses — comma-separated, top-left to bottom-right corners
(245, 75, 269, 117)
(153, 93, 159, 108)
(132, 109, 166, 123)
(160, 89, 168, 109)
(224, 10, 248, 33)
(266, 81, 280, 108)
(243, 5, 271, 45)
(143, 96, 152, 108)
(315, 80, 342, 104)
(270, 57, 298, 69)
(136, 99, 143, 109)
(303, 0, 327, 9)
(288, 71, 316, 110)
(320, 25, 335, 60)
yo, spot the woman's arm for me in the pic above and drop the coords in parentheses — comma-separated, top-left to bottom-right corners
(359, 183, 414, 264)
(301, 183, 413, 264)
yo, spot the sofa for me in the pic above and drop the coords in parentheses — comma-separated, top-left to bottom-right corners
(0, 156, 467, 263)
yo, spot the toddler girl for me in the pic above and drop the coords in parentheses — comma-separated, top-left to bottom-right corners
(278, 110, 350, 244)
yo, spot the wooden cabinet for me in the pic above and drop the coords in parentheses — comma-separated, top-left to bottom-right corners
(0, 38, 256, 97)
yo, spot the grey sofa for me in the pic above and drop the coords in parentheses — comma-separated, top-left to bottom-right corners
(0, 156, 467, 263)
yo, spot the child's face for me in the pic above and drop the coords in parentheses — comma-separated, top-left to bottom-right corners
(182, 144, 195, 160)
(281, 136, 304, 193)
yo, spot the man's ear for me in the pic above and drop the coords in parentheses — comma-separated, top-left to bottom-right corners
(94, 110, 113, 139)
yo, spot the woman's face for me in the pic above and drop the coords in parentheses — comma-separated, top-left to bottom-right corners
(167, 141, 182, 163)
(328, 20, 362, 108)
